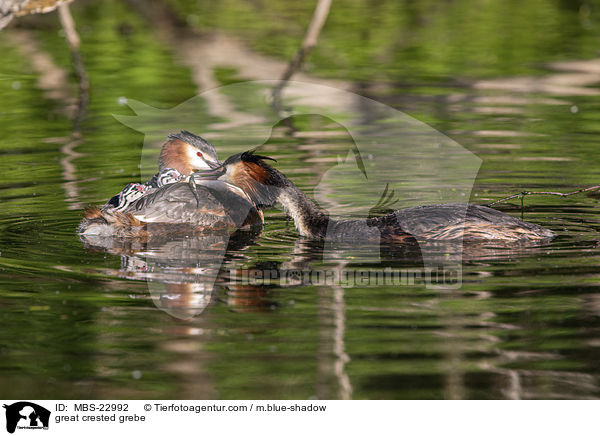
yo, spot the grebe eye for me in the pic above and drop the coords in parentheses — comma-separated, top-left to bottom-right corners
(196, 151, 203, 157)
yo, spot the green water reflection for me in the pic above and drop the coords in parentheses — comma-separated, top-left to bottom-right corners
(0, 0, 599, 399)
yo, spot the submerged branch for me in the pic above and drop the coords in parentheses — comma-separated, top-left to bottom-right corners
(4, 6, 88, 209)
(487, 185, 600, 207)
(58, 3, 88, 132)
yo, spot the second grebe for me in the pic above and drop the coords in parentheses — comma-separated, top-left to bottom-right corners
(79, 132, 263, 237)
(195, 151, 555, 243)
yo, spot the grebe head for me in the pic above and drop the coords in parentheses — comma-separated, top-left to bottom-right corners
(159, 130, 220, 176)
(195, 149, 329, 238)
(194, 150, 286, 208)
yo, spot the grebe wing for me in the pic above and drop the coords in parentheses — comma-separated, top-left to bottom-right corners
(126, 181, 260, 228)
(393, 203, 472, 234)
(392, 203, 553, 240)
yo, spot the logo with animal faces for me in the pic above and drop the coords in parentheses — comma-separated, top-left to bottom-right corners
(106, 80, 480, 318)
(3, 402, 50, 434)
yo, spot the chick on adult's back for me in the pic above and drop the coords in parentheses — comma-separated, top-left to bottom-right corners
(79, 132, 263, 237)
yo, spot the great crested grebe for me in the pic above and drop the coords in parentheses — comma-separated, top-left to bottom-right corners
(78, 131, 263, 237)
(103, 130, 220, 212)
(194, 151, 555, 243)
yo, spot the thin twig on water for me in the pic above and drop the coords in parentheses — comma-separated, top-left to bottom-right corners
(487, 185, 600, 207)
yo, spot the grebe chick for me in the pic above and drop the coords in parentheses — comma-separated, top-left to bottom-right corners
(195, 151, 555, 243)
(79, 132, 263, 237)
(103, 130, 220, 212)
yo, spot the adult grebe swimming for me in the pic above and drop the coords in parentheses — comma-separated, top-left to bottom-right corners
(195, 151, 555, 243)
(78, 132, 263, 237)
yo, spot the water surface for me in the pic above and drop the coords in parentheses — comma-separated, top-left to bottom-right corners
(1, 0, 599, 399)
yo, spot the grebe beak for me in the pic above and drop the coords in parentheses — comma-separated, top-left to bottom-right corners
(189, 164, 227, 207)
(192, 164, 226, 180)
(206, 159, 222, 170)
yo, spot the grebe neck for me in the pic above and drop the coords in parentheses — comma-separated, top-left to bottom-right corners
(276, 181, 330, 239)
(269, 168, 400, 242)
